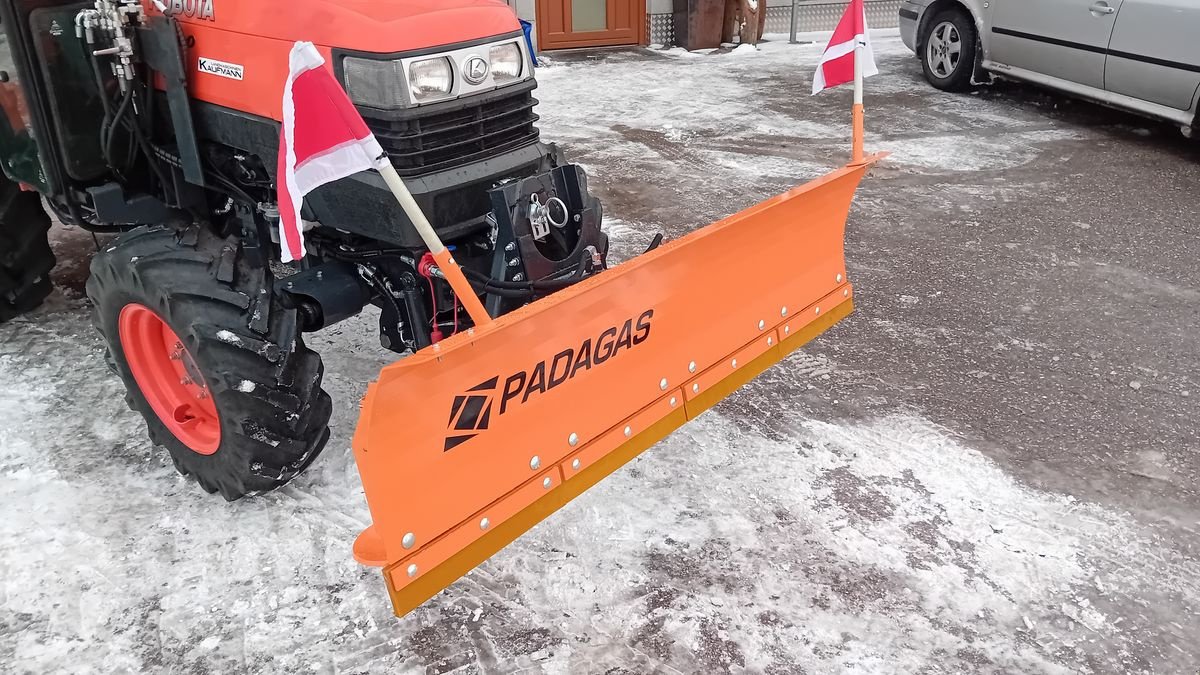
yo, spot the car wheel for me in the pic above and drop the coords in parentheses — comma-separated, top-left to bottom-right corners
(920, 9, 977, 92)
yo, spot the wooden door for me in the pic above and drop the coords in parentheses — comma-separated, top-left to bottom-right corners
(537, 0, 646, 50)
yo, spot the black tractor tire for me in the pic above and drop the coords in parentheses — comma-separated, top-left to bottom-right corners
(86, 224, 332, 500)
(920, 9, 978, 92)
(0, 180, 55, 323)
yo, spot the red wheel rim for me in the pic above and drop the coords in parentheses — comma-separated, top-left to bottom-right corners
(118, 304, 221, 455)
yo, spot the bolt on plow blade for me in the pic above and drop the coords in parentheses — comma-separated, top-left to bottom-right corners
(352, 155, 884, 616)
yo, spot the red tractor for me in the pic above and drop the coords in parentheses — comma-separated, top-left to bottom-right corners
(0, 0, 607, 500)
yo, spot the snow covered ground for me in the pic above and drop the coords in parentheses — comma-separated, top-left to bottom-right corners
(3, 37, 1199, 672)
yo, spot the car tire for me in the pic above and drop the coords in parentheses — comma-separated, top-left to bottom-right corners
(920, 9, 977, 92)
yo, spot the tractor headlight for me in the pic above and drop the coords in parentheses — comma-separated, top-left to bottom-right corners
(342, 57, 407, 109)
(340, 38, 531, 110)
(408, 57, 454, 102)
(489, 42, 524, 83)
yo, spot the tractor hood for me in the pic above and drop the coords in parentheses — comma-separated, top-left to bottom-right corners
(174, 0, 522, 54)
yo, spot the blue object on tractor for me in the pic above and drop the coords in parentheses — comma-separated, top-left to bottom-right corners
(520, 19, 537, 67)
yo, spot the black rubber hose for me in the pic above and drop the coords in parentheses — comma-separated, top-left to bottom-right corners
(125, 88, 174, 201)
(466, 279, 533, 298)
(89, 57, 122, 177)
(461, 248, 593, 292)
(200, 163, 258, 205)
(329, 246, 595, 293)
(105, 85, 135, 174)
(88, 54, 115, 129)
(461, 267, 577, 292)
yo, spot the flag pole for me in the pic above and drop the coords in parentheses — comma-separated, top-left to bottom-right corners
(852, 36, 865, 163)
(376, 160, 494, 327)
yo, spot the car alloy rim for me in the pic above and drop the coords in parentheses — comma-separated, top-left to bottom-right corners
(118, 303, 222, 455)
(927, 21, 962, 79)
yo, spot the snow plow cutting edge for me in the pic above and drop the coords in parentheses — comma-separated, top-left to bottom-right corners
(352, 154, 885, 616)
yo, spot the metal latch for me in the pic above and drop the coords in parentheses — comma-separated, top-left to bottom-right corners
(528, 193, 568, 242)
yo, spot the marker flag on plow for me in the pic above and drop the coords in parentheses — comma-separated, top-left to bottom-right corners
(277, 42, 384, 262)
(811, 0, 878, 95)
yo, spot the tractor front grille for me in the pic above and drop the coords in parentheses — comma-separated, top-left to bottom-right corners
(366, 88, 541, 177)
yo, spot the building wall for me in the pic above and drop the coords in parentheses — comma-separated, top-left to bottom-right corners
(508, 0, 536, 22)
(654, 0, 901, 46)
(507, 0, 902, 51)
(507, 1, 671, 24)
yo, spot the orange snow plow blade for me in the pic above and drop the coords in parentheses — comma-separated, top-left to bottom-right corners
(351, 155, 884, 616)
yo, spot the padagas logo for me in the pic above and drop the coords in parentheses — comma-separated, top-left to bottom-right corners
(444, 377, 499, 451)
(444, 309, 654, 451)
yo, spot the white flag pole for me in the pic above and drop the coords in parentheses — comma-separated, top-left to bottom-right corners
(852, 36, 865, 163)
(376, 159, 493, 326)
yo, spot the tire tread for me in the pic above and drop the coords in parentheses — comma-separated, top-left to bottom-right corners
(87, 224, 332, 500)
(0, 181, 54, 323)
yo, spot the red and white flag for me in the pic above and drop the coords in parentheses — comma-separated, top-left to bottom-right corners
(811, 0, 878, 95)
(277, 42, 384, 262)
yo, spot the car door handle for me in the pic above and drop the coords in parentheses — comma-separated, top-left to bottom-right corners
(1089, 2, 1116, 14)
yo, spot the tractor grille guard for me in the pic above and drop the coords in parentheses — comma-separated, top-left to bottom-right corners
(365, 89, 541, 177)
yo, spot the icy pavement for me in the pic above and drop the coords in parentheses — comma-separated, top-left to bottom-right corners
(3, 37, 1199, 672)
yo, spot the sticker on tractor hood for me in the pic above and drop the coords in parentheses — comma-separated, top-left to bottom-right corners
(443, 309, 655, 452)
(165, 0, 215, 21)
(198, 57, 244, 81)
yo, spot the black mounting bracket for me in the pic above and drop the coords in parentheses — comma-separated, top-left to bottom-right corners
(484, 164, 608, 316)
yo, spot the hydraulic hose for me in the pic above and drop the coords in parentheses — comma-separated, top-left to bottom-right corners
(462, 266, 584, 293)
(334, 246, 594, 294)
(463, 277, 533, 298)
(461, 247, 593, 293)
(104, 85, 135, 174)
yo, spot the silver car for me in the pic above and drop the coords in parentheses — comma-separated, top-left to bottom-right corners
(899, 0, 1200, 135)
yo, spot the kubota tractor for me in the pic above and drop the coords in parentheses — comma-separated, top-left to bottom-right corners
(0, 0, 607, 499)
